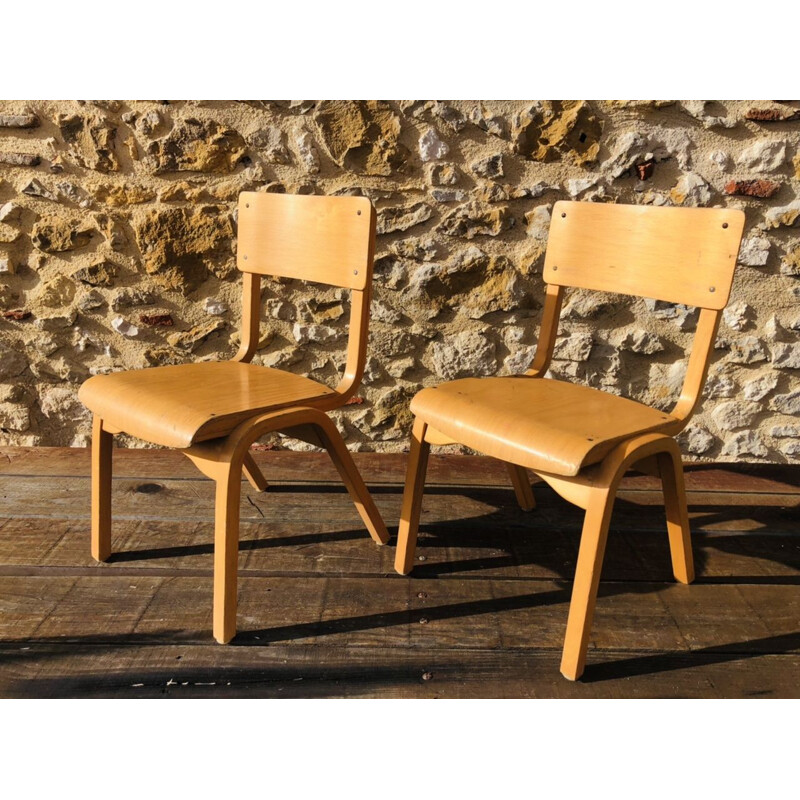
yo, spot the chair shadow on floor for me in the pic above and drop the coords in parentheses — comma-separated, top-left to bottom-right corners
(84, 479, 800, 682)
(108, 480, 800, 577)
(2, 626, 799, 696)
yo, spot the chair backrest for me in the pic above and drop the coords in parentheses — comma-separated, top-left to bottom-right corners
(529, 200, 746, 429)
(233, 192, 377, 404)
(237, 192, 375, 290)
(543, 201, 744, 309)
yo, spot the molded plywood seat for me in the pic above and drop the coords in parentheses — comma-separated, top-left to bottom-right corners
(80, 362, 336, 449)
(411, 377, 677, 477)
(395, 200, 746, 681)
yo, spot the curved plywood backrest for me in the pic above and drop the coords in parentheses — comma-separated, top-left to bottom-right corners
(543, 201, 745, 310)
(236, 192, 375, 291)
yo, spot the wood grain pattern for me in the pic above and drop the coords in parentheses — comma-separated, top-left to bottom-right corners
(525, 283, 564, 377)
(395, 418, 431, 575)
(90, 416, 112, 562)
(506, 462, 535, 511)
(544, 201, 745, 309)
(0, 449, 797, 697)
(75, 192, 387, 645)
(399, 200, 748, 680)
(1, 575, 797, 653)
(1, 643, 797, 699)
(2, 447, 796, 495)
(236, 192, 374, 290)
(411, 377, 677, 476)
(232, 272, 263, 363)
(79, 362, 336, 448)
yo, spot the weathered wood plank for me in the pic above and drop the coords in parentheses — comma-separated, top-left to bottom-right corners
(0, 447, 797, 494)
(0, 515, 796, 583)
(0, 446, 796, 699)
(1, 575, 797, 657)
(1, 477, 797, 539)
(0, 643, 797, 699)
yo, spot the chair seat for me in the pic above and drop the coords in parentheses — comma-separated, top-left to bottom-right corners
(411, 377, 678, 477)
(79, 361, 337, 449)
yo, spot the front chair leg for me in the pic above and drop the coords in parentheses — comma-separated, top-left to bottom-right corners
(506, 462, 535, 511)
(213, 460, 242, 644)
(314, 419, 389, 545)
(560, 486, 615, 681)
(394, 417, 431, 575)
(91, 415, 113, 562)
(657, 449, 694, 584)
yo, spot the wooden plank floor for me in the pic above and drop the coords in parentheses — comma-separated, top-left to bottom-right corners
(0, 446, 797, 698)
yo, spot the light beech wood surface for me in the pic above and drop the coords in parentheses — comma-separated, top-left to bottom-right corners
(395, 200, 745, 680)
(79, 192, 388, 644)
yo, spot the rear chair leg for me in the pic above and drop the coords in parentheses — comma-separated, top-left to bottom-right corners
(315, 420, 389, 545)
(91, 415, 113, 562)
(394, 418, 431, 575)
(657, 449, 694, 584)
(242, 451, 269, 492)
(560, 486, 615, 681)
(506, 462, 535, 511)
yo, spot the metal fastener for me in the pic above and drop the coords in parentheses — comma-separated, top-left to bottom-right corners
(353, 269, 358, 275)
(243, 255, 248, 261)
(246, 203, 250, 208)
(722, 222, 728, 229)
(552, 266, 558, 271)
(561, 212, 567, 218)
(709, 286, 715, 292)
(357, 210, 362, 215)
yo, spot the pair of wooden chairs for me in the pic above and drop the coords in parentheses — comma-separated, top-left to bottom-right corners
(79, 192, 744, 680)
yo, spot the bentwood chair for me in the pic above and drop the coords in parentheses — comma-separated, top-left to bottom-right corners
(79, 192, 389, 644)
(395, 200, 745, 680)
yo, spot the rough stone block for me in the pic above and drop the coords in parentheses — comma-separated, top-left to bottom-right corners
(721, 431, 767, 458)
(743, 374, 778, 401)
(771, 342, 800, 369)
(438, 202, 514, 239)
(552, 333, 593, 362)
(724, 180, 781, 198)
(429, 331, 496, 381)
(0, 152, 41, 167)
(738, 237, 771, 267)
(738, 140, 788, 172)
(0, 114, 38, 128)
(377, 203, 433, 235)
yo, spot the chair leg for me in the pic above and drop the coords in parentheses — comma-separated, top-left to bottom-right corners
(560, 487, 615, 681)
(91, 415, 113, 562)
(213, 460, 242, 644)
(395, 418, 431, 575)
(657, 450, 695, 584)
(242, 451, 269, 492)
(506, 462, 535, 511)
(314, 421, 389, 545)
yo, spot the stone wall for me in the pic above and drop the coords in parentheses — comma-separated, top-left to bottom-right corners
(0, 100, 798, 461)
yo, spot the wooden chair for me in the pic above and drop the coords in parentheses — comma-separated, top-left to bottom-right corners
(395, 200, 745, 680)
(79, 192, 389, 644)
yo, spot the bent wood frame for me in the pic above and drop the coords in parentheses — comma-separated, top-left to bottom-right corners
(89, 194, 388, 644)
(94, 407, 389, 644)
(395, 201, 744, 681)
